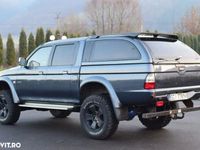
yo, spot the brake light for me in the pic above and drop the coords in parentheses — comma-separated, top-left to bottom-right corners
(156, 101, 164, 107)
(144, 82, 155, 89)
(144, 74, 156, 90)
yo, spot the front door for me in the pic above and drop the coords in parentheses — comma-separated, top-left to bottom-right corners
(15, 46, 53, 101)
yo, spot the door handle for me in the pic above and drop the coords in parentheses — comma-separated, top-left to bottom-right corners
(62, 71, 68, 74)
(38, 71, 43, 75)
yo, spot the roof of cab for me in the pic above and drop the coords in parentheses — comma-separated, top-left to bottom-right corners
(42, 32, 178, 46)
(43, 37, 88, 46)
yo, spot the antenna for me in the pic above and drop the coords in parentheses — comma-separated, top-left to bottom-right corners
(55, 12, 61, 29)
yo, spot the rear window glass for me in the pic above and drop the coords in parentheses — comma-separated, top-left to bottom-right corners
(144, 40, 200, 60)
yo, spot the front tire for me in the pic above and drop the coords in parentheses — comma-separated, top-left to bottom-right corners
(0, 90, 20, 125)
(80, 95, 118, 140)
(50, 110, 71, 118)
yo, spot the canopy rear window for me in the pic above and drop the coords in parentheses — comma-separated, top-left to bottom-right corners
(143, 40, 200, 60)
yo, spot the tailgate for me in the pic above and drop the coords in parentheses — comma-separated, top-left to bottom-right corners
(154, 63, 200, 89)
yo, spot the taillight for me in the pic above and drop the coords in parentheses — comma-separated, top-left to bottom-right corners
(144, 73, 156, 90)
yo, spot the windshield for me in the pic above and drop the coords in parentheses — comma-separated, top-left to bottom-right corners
(143, 40, 200, 61)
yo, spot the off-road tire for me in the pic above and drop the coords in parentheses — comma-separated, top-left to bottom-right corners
(0, 90, 20, 125)
(138, 115, 171, 130)
(80, 94, 119, 140)
(50, 110, 71, 118)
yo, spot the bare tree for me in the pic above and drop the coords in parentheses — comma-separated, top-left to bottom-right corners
(86, 0, 142, 34)
(58, 14, 89, 36)
(176, 6, 200, 35)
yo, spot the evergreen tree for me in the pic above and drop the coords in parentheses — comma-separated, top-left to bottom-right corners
(55, 29, 61, 40)
(146, 30, 150, 33)
(6, 34, 16, 66)
(193, 36, 198, 51)
(177, 33, 183, 42)
(69, 34, 74, 38)
(183, 36, 187, 44)
(63, 32, 68, 38)
(35, 27, 45, 47)
(198, 35, 200, 51)
(28, 33, 35, 54)
(85, 33, 89, 36)
(45, 29, 53, 42)
(35, 28, 40, 46)
(76, 34, 80, 37)
(185, 35, 192, 48)
(190, 35, 194, 49)
(19, 29, 28, 57)
(91, 30, 96, 35)
(0, 34, 3, 66)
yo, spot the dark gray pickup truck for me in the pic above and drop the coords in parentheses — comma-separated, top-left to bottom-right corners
(0, 33, 200, 139)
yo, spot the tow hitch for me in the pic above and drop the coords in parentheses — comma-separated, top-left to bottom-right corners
(171, 111, 185, 120)
(142, 106, 200, 119)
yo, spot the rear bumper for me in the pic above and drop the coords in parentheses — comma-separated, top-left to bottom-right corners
(154, 86, 200, 102)
(154, 85, 200, 95)
(142, 105, 200, 119)
(120, 85, 200, 106)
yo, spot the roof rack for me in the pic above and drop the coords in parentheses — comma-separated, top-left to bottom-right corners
(88, 32, 179, 40)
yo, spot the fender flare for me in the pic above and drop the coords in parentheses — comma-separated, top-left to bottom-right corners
(80, 76, 128, 121)
(0, 76, 20, 103)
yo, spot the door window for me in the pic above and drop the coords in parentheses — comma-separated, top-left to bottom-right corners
(52, 44, 77, 66)
(27, 47, 52, 67)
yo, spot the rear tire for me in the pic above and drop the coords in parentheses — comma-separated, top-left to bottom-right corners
(138, 115, 171, 130)
(50, 110, 71, 118)
(0, 90, 20, 125)
(80, 94, 119, 140)
(138, 103, 178, 130)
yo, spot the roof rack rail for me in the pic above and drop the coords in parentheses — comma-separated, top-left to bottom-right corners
(134, 32, 179, 40)
(87, 32, 178, 40)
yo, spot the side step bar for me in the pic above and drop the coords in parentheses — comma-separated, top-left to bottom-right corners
(19, 102, 74, 110)
(142, 106, 200, 119)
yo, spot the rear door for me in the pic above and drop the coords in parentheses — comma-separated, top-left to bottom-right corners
(43, 42, 80, 103)
(143, 40, 200, 89)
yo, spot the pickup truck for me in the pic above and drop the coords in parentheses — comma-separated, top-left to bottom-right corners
(0, 33, 200, 140)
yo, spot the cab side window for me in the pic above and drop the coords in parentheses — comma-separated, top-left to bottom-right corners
(52, 44, 78, 66)
(27, 47, 52, 67)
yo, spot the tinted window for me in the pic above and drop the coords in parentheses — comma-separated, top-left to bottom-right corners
(52, 44, 77, 66)
(144, 40, 200, 60)
(84, 40, 141, 62)
(27, 47, 52, 66)
(83, 41, 93, 62)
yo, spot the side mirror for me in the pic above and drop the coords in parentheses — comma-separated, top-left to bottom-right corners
(18, 57, 26, 66)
